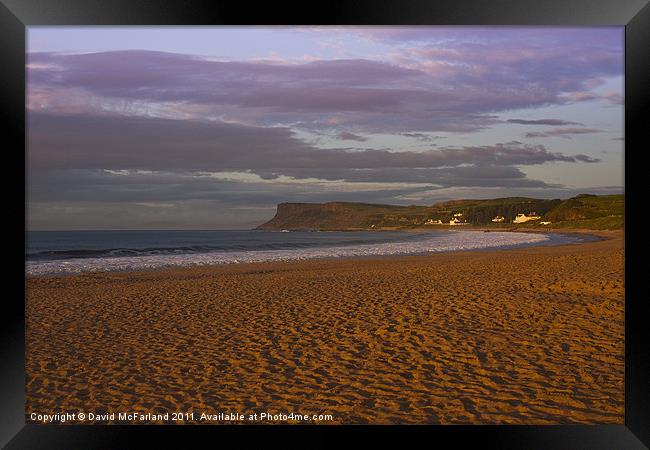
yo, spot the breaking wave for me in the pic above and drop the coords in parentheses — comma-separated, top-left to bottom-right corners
(24, 231, 584, 276)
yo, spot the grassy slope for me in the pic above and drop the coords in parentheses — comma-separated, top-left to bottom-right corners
(541, 194, 624, 230)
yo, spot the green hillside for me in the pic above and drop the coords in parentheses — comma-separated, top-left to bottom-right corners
(540, 194, 624, 229)
(256, 194, 624, 231)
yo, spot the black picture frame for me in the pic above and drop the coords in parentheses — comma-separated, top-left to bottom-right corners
(3, 0, 648, 448)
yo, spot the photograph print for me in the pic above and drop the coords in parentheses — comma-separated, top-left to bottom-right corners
(26, 26, 624, 425)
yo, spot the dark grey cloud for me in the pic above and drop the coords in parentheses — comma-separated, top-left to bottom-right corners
(29, 112, 598, 175)
(574, 154, 601, 162)
(254, 166, 553, 187)
(507, 119, 582, 126)
(525, 128, 603, 139)
(399, 132, 444, 142)
(28, 169, 435, 205)
(335, 131, 367, 141)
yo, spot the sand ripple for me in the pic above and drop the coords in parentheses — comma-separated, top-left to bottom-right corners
(26, 232, 624, 424)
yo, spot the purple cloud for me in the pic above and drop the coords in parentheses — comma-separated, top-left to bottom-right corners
(28, 31, 623, 134)
(569, 91, 623, 104)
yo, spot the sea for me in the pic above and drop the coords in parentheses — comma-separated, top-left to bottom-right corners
(25, 229, 596, 276)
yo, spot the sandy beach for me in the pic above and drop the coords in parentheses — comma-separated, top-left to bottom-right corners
(25, 231, 624, 424)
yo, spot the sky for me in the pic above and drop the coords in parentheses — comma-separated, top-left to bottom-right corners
(26, 26, 624, 230)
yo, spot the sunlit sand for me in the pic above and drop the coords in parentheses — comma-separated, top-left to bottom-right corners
(26, 231, 624, 424)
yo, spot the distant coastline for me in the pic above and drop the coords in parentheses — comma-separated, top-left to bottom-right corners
(256, 194, 623, 232)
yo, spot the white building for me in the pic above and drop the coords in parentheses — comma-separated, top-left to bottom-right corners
(492, 216, 505, 223)
(513, 213, 541, 224)
(540, 221, 552, 225)
(425, 218, 444, 225)
(449, 217, 469, 225)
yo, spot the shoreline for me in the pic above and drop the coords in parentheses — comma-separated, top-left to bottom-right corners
(256, 225, 619, 238)
(71, 229, 621, 279)
(26, 229, 624, 424)
(24, 228, 613, 279)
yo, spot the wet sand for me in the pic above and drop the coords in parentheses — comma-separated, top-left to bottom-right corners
(26, 231, 624, 424)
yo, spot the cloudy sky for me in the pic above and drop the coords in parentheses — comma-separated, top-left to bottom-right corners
(27, 26, 624, 230)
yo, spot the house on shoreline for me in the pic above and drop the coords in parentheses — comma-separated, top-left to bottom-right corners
(513, 212, 541, 224)
(492, 215, 505, 223)
(449, 217, 469, 225)
(449, 213, 469, 225)
(424, 212, 469, 225)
